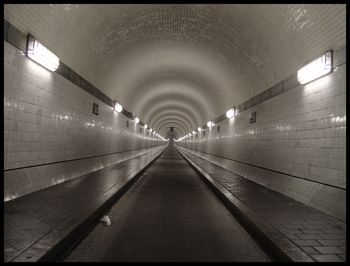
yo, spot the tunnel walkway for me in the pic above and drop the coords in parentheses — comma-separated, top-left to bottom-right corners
(65, 146, 270, 262)
(4, 147, 165, 262)
(178, 147, 346, 262)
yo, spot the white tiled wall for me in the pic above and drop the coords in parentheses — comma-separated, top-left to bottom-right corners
(4, 146, 165, 201)
(4, 41, 166, 200)
(178, 48, 346, 220)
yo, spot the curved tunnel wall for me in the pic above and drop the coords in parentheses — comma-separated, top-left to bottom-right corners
(3, 4, 346, 221)
(4, 41, 166, 201)
(177, 47, 346, 221)
(4, 4, 346, 135)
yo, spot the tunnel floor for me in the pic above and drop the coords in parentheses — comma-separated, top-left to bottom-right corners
(64, 146, 270, 262)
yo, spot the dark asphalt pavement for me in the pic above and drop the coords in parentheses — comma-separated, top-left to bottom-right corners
(65, 145, 270, 262)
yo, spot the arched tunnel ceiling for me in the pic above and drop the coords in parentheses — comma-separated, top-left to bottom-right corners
(4, 4, 346, 136)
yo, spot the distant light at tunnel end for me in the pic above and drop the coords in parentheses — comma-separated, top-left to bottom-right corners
(297, 51, 332, 85)
(26, 34, 59, 71)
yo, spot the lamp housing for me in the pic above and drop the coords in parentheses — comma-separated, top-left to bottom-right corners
(26, 34, 59, 71)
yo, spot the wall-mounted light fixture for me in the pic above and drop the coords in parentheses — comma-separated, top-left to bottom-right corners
(114, 101, 123, 113)
(134, 117, 140, 124)
(207, 121, 214, 128)
(192, 131, 196, 134)
(26, 34, 59, 71)
(144, 124, 148, 129)
(198, 127, 202, 132)
(226, 108, 235, 119)
(297, 51, 332, 85)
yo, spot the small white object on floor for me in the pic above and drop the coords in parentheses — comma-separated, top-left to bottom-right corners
(100, 215, 111, 226)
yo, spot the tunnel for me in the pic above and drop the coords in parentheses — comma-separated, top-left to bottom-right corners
(3, 4, 346, 262)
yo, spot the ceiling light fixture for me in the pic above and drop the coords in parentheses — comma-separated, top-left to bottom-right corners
(226, 108, 235, 119)
(26, 34, 59, 71)
(207, 121, 214, 128)
(114, 102, 123, 113)
(297, 51, 332, 85)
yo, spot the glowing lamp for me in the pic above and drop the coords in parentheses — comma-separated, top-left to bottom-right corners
(297, 51, 332, 85)
(26, 35, 59, 71)
(207, 121, 214, 128)
(114, 102, 123, 113)
(226, 108, 235, 119)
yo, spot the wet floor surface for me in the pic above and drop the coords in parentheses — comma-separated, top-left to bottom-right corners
(65, 146, 270, 262)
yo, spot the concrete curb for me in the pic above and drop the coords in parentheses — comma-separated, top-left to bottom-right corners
(177, 147, 313, 262)
(12, 146, 167, 262)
